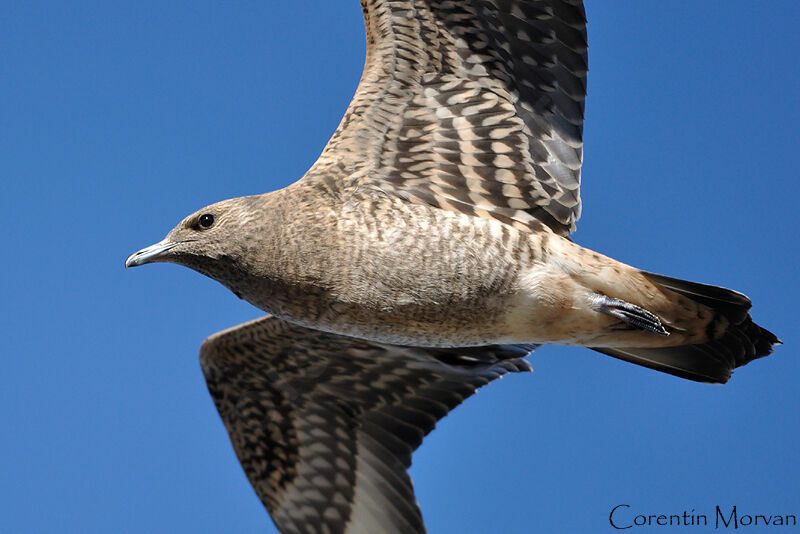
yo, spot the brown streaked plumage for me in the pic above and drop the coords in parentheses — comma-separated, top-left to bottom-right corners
(201, 316, 532, 534)
(126, 1, 779, 533)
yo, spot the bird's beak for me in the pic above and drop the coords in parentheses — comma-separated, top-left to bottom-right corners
(125, 239, 180, 268)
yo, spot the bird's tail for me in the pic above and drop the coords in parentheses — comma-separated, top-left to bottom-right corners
(591, 272, 779, 383)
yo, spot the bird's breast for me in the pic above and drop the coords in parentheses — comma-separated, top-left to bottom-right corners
(242, 196, 539, 346)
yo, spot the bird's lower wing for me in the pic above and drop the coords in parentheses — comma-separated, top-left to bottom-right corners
(199, 315, 533, 534)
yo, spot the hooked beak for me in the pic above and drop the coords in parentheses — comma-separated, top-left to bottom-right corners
(125, 239, 181, 268)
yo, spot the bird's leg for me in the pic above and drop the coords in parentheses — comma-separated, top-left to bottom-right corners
(590, 294, 669, 336)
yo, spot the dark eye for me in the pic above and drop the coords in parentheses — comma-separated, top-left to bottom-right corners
(197, 213, 215, 229)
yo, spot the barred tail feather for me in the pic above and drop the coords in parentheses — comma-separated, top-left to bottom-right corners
(592, 272, 779, 383)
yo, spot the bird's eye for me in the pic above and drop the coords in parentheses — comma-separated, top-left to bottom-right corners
(197, 213, 215, 229)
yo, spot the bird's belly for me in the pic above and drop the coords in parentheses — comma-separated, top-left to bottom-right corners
(247, 201, 538, 346)
(282, 297, 512, 346)
(253, 262, 522, 347)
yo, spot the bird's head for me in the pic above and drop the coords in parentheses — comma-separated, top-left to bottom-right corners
(125, 195, 268, 294)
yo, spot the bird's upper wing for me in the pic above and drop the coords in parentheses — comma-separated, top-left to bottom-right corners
(307, 0, 587, 235)
(200, 315, 533, 534)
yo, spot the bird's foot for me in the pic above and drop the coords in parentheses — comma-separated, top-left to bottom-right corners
(591, 295, 669, 336)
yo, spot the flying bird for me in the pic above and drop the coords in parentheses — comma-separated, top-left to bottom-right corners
(126, 1, 778, 533)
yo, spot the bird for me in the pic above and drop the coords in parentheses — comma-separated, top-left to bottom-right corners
(126, 1, 778, 533)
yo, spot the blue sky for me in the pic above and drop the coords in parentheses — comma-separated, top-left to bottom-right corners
(2, 2, 798, 533)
